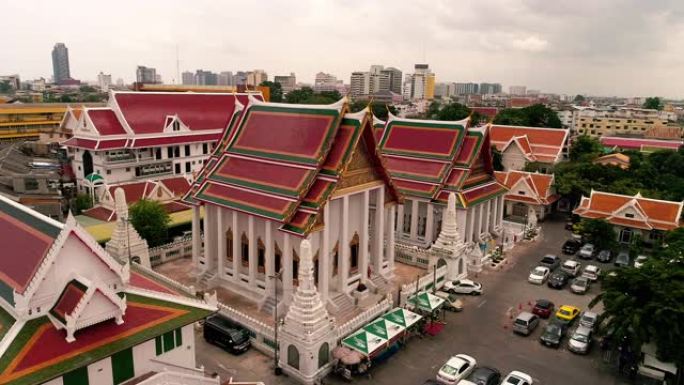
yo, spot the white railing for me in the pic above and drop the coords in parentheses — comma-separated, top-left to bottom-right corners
(217, 302, 275, 339)
(336, 294, 392, 339)
(133, 264, 197, 297)
(149, 236, 194, 266)
(136, 370, 219, 385)
(394, 243, 433, 268)
(399, 265, 448, 306)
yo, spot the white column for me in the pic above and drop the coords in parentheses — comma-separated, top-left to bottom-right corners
(409, 200, 419, 240)
(340, 195, 350, 292)
(191, 205, 201, 269)
(248, 216, 256, 285)
(499, 196, 505, 226)
(478, 204, 484, 238)
(217, 208, 226, 278)
(265, 220, 274, 293)
(361, 190, 370, 282)
(321, 206, 330, 301)
(374, 186, 385, 272)
(484, 200, 491, 235)
(425, 203, 434, 243)
(388, 205, 396, 271)
(283, 234, 293, 301)
(491, 197, 498, 231)
(203, 205, 216, 270)
(232, 211, 240, 283)
(396, 204, 404, 237)
(469, 206, 476, 243)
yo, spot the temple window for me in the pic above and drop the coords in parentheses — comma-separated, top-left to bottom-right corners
(274, 242, 282, 273)
(292, 249, 300, 286)
(350, 233, 360, 273)
(257, 238, 265, 273)
(226, 228, 233, 261)
(241, 233, 249, 266)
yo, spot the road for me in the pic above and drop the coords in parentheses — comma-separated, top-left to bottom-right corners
(196, 217, 628, 385)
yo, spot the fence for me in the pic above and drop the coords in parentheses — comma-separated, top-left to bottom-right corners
(136, 370, 219, 385)
(336, 294, 393, 339)
(394, 243, 432, 268)
(217, 302, 277, 355)
(149, 235, 194, 267)
(398, 265, 448, 306)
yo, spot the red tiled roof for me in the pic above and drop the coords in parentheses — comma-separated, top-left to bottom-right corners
(109, 182, 150, 205)
(113, 92, 253, 134)
(490, 125, 568, 164)
(50, 280, 87, 322)
(469, 107, 498, 120)
(162, 201, 189, 214)
(599, 136, 682, 151)
(573, 191, 683, 231)
(61, 137, 98, 150)
(96, 139, 128, 150)
(130, 133, 220, 148)
(82, 206, 115, 222)
(87, 109, 126, 136)
(159, 177, 190, 197)
(495, 170, 557, 205)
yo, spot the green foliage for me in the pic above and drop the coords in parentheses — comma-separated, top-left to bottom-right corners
(589, 255, 684, 365)
(79, 85, 97, 93)
(569, 135, 603, 161)
(129, 199, 170, 247)
(284, 87, 340, 105)
(491, 146, 504, 171)
(574, 218, 617, 251)
(573, 94, 586, 103)
(425, 102, 484, 125)
(643, 96, 663, 111)
(259, 80, 283, 102)
(522, 161, 546, 173)
(493, 104, 562, 128)
(73, 193, 93, 215)
(348, 100, 397, 120)
(0, 81, 11, 94)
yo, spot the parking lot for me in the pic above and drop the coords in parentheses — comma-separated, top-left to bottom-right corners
(195, 217, 628, 385)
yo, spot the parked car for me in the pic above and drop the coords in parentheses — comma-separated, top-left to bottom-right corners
(532, 299, 555, 319)
(562, 239, 581, 255)
(435, 291, 464, 312)
(579, 311, 599, 330)
(561, 260, 581, 277)
(547, 271, 570, 289)
(437, 354, 477, 384)
(501, 371, 533, 385)
(615, 251, 630, 267)
(203, 314, 251, 354)
(596, 249, 612, 263)
(578, 243, 596, 259)
(528, 266, 550, 285)
(634, 255, 648, 268)
(444, 279, 483, 295)
(539, 254, 561, 270)
(513, 311, 540, 336)
(464, 367, 502, 385)
(570, 277, 590, 294)
(555, 305, 581, 323)
(540, 322, 565, 348)
(568, 325, 593, 354)
(581, 265, 601, 281)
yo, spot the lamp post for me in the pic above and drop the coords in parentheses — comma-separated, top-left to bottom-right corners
(268, 271, 282, 375)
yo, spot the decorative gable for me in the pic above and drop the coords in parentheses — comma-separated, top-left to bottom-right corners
(163, 115, 189, 133)
(611, 199, 647, 221)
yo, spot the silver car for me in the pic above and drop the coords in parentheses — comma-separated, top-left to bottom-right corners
(579, 311, 598, 330)
(570, 277, 590, 294)
(568, 325, 592, 354)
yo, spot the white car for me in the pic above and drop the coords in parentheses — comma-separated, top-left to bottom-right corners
(561, 260, 581, 277)
(444, 279, 483, 295)
(578, 243, 595, 259)
(528, 266, 550, 285)
(581, 265, 601, 281)
(634, 255, 648, 268)
(436, 354, 477, 384)
(502, 370, 534, 385)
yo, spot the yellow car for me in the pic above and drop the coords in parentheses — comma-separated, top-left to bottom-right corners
(555, 305, 581, 322)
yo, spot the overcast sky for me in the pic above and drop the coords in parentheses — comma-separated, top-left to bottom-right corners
(2, 0, 683, 98)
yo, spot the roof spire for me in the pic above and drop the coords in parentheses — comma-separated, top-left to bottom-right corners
(432, 192, 463, 249)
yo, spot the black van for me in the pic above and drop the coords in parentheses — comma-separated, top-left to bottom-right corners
(203, 314, 251, 354)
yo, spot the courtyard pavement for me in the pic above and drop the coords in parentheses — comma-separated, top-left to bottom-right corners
(193, 216, 628, 385)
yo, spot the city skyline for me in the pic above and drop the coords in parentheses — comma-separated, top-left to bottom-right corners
(1, 0, 683, 98)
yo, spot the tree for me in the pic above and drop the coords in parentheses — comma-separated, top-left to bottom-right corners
(129, 199, 170, 247)
(491, 147, 504, 171)
(348, 100, 397, 120)
(573, 218, 617, 251)
(492, 104, 562, 128)
(589, 258, 684, 367)
(429, 102, 470, 121)
(79, 85, 97, 93)
(284, 87, 341, 105)
(73, 193, 93, 215)
(643, 97, 663, 111)
(573, 94, 586, 104)
(569, 135, 603, 161)
(0, 81, 11, 94)
(284, 87, 314, 104)
(259, 80, 283, 102)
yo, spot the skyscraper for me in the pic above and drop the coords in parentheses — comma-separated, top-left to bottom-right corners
(381, 67, 403, 94)
(97, 72, 112, 92)
(136, 66, 157, 84)
(403, 64, 435, 101)
(274, 73, 297, 92)
(51, 43, 71, 84)
(181, 71, 195, 85)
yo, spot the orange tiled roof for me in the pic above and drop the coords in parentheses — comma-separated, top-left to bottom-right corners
(573, 191, 683, 231)
(490, 125, 569, 164)
(495, 170, 558, 205)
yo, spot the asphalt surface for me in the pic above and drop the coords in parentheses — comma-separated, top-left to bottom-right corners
(196, 217, 629, 385)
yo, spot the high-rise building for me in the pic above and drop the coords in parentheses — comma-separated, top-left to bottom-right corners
(350, 65, 393, 99)
(274, 73, 297, 92)
(234, 71, 248, 86)
(350, 71, 370, 98)
(97, 72, 112, 92)
(314, 72, 344, 93)
(509, 85, 527, 95)
(246, 70, 267, 87)
(194, 70, 218, 85)
(403, 64, 435, 101)
(479, 82, 502, 95)
(0, 75, 20, 90)
(181, 71, 195, 85)
(136, 66, 157, 84)
(217, 71, 234, 86)
(381, 67, 403, 94)
(51, 43, 71, 84)
(455, 82, 479, 95)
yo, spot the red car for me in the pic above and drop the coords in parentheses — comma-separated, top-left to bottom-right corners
(532, 299, 555, 319)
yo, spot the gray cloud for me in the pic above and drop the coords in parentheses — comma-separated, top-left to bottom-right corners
(0, 0, 683, 97)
